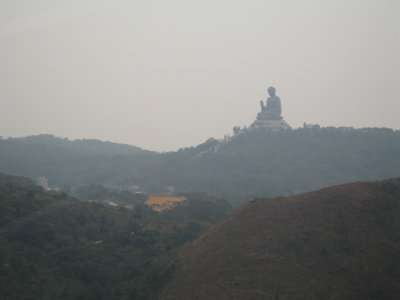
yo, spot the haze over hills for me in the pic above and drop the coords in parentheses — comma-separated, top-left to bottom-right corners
(1, 1, 398, 151)
(0, 134, 144, 156)
(160, 178, 400, 300)
(0, 127, 399, 205)
(0, 134, 146, 188)
(1, 2, 398, 299)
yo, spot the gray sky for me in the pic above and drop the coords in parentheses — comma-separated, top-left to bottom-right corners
(0, 0, 399, 151)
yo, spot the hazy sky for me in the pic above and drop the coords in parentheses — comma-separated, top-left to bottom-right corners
(0, 0, 399, 151)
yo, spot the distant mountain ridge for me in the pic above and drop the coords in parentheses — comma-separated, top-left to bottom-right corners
(2, 134, 144, 156)
(0, 128, 399, 205)
(160, 178, 400, 299)
(141, 127, 400, 203)
(0, 134, 145, 185)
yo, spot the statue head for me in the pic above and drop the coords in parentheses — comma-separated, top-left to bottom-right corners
(268, 86, 276, 96)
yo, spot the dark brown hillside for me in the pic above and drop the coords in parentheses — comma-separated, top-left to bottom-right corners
(160, 178, 400, 300)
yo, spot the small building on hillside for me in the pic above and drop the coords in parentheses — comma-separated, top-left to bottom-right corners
(37, 176, 48, 191)
(145, 195, 187, 212)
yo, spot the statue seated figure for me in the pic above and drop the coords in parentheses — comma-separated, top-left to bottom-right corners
(258, 86, 282, 120)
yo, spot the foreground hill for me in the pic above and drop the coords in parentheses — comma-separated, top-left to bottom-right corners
(160, 178, 400, 299)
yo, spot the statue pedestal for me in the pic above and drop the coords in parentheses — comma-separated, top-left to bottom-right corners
(252, 119, 291, 131)
(253, 87, 290, 131)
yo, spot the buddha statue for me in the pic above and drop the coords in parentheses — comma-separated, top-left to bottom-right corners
(257, 86, 282, 120)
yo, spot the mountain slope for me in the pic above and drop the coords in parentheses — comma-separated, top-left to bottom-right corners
(0, 134, 145, 185)
(1, 134, 143, 156)
(156, 127, 400, 203)
(160, 178, 400, 299)
(0, 128, 399, 205)
(0, 173, 231, 299)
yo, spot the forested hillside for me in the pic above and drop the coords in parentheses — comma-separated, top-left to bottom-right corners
(0, 128, 399, 205)
(1, 173, 399, 299)
(0, 135, 145, 186)
(146, 127, 399, 203)
(0, 174, 231, 299)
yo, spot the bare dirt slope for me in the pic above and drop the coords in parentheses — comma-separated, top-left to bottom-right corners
(160, 178, 400, 300)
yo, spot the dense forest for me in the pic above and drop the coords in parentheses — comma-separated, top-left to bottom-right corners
(0, 174, 231, 299)
(1, 127, 399, 205)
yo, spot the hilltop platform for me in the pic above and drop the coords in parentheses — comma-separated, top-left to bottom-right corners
(252, 119, 291, 130)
